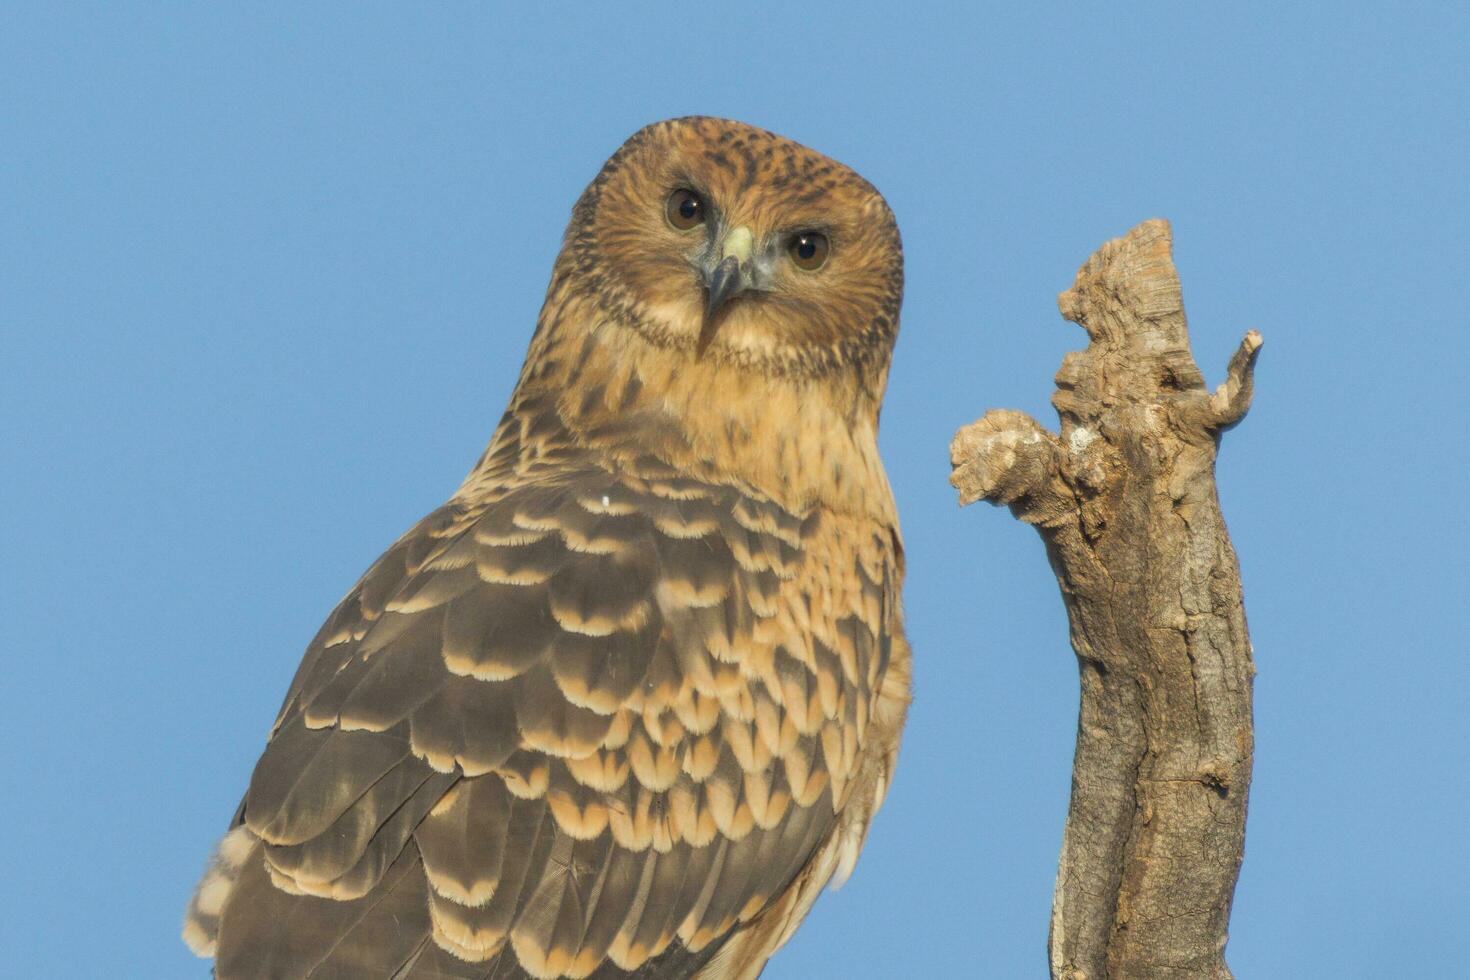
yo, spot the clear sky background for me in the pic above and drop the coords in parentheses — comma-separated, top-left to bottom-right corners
(3, 4, 1466, 977)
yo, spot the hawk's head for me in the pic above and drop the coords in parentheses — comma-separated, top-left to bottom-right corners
(560, 117, 903, 389)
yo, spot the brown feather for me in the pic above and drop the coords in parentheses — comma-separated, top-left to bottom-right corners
(417, 777, 515, 907)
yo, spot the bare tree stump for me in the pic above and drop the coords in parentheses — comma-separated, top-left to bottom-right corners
(949, 220, 1260, 979)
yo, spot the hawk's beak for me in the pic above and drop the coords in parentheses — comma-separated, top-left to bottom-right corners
(705, 255, 745, 319)
(699, 226, 755, 354)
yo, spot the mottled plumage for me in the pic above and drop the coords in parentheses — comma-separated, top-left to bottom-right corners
(185, 116, 909, 979)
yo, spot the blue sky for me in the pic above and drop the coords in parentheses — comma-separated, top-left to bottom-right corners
(3, 3, 1466, 976)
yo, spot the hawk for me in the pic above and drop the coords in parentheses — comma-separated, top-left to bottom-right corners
(184, 116, 910, 979)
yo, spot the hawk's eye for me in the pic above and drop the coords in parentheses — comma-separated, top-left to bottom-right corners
(665, 189, 706, 231)
(788, 231, 829, 271)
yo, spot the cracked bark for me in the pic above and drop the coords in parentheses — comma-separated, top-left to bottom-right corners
(949, 220, 1259, 979)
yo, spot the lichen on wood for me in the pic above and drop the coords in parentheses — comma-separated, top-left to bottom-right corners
(950, 220, 1260, 979)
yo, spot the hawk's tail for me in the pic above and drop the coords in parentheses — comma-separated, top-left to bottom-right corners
(182, 825, 258, 958)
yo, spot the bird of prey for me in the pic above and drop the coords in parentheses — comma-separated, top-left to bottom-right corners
(183, 116, 909, 979)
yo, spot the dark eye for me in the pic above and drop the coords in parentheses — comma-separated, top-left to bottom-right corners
(788, 231, 829, 271)
(665, 189, 706, 231)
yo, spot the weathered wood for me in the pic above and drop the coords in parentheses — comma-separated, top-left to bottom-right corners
(949, 220, 1259, 979)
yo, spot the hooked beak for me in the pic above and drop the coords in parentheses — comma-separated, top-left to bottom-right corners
(705, 255, 745, 318)
(698, 226, 755, 354)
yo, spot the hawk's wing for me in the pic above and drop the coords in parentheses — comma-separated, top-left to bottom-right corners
(188, 454, 902, 979)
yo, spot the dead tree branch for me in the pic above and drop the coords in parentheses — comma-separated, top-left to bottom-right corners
(949, 219, 1259, 979)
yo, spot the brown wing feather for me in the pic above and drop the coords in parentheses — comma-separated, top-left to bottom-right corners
(193, 448, 901, 979)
